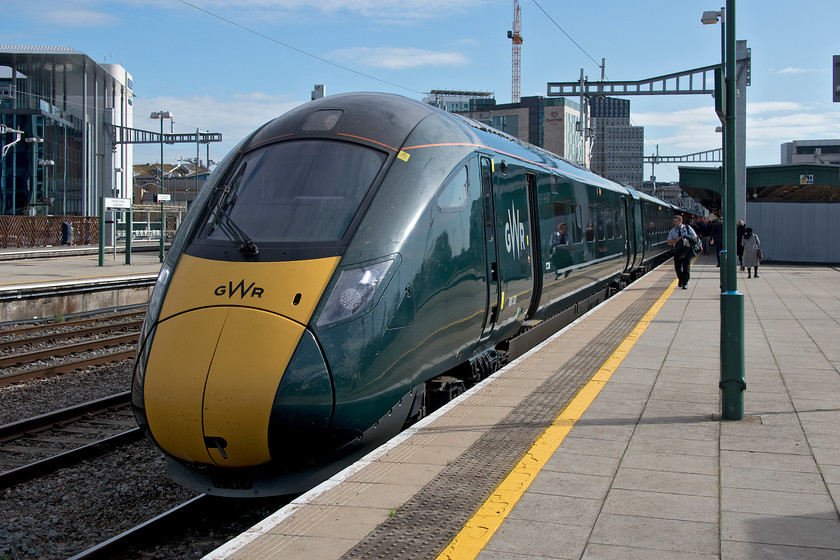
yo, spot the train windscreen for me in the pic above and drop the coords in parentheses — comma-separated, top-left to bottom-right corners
(202, 140, 386, 243)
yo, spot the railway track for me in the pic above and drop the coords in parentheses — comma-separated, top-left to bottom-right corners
(0, 317, 143, 352)
(0, 310, 143, 387)
(0, 392, 139, 489)
(0, 309, 145, 340)
(0, 347, 138, 387)
(68, 494, 295, 560)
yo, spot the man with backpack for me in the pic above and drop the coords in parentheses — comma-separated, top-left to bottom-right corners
(667, 215, 700, 290)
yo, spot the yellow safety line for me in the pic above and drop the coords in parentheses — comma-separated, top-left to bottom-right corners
(436, 277, 678, 560)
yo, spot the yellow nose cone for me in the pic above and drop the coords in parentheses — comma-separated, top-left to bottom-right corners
(144, 307, 305, 466)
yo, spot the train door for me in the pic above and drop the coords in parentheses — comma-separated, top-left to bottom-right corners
(525, 172, 543, 319)
(480, 156, 500, 338)
(623, 198, 636, 271)
(494, 163, 533, 328)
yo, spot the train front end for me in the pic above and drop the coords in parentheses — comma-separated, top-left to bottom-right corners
(132, 94, 435, 495)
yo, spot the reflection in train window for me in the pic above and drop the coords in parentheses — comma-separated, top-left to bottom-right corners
(438, 166, 469, 210)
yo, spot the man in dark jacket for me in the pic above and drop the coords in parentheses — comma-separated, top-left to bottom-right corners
(667, 215, 699, 289)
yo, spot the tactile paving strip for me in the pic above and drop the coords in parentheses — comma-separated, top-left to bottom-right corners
(341, 275, 672, 560)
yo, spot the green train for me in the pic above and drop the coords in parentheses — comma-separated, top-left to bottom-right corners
(132, 92, 684, 496)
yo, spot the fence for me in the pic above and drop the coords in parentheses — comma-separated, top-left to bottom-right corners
(0, 216, 99, 248)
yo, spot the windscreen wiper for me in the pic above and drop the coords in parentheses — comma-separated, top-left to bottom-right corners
(207, 164, 259, 256)
(216, 209, 259, 255)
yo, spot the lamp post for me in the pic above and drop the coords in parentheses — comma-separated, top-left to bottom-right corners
(38, 158, 54, 213)
(150, 111, 174, 262)
(703, 1, 744, 421)
(19, 137, 43, 215)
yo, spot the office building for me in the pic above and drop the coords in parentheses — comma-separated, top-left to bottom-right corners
(781, 139, 840, 166)
(0, 46, 133, 216)
(589, 96, 644, 188)
(444, 94, 587, 167)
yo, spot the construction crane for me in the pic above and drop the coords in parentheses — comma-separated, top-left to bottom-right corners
(507, 0, 523, 103)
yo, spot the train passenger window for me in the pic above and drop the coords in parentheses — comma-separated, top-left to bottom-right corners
(438, 166, 469, 210)
(571, 204, 583, 244)
(585, 207, 595, 242)
(597, 208, 606, 241)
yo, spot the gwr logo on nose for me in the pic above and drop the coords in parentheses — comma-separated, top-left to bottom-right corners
(214, 280, 264, 299)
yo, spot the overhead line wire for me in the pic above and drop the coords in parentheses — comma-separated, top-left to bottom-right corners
(175, 0, 425, 96)
(529, 0, 664, 165)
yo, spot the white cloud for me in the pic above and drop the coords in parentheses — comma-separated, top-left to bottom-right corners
(327, 47, 469, 70)
(5, 1, 121, 27)
(165, 0, 490, 24)
(747, 101, 804, 114)
(40, 9, 120, 27)
(776, 67, 818, 74)
(636, 101, 840, 169)
(633, 107, 715, 128)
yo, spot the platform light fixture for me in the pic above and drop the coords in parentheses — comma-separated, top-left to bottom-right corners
(701, 10, 722, 24)
(38, 158, 55, 209)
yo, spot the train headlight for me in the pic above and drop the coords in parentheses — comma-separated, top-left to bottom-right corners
(316, 259, 394, 327)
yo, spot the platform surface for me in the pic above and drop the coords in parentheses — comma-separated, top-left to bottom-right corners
(205, 255, 840, 560)
(0, 245, 162, 292)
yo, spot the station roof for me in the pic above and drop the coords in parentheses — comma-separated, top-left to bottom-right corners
(679, 163, 840, 206)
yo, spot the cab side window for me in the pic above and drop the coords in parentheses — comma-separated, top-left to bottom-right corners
(438, 166, 469, 210)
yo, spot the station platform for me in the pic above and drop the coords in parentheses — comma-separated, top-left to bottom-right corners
(0, 245, 162, 322)
(0, 244, 162, 289)
(206, 256, 840, 560)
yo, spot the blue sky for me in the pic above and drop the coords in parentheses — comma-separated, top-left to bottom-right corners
(4, 0, 839, 183)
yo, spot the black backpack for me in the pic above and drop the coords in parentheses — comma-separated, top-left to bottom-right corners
(675, 225, 700, 257)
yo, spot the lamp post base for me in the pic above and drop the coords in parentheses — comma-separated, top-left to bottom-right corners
(720, 291, 745, 420)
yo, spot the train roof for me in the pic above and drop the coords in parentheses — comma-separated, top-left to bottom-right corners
(240, 92, 672, 207)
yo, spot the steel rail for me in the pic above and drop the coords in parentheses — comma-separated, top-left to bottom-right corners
(0, 310, 145, 338)
(0, 349, 137, 387)
(0, 332, 139, 368)
(0, 320, 142, 351)
(67, 495, 210, 560)
(0, 391, 131, 442)
(0, 427, 142, 490)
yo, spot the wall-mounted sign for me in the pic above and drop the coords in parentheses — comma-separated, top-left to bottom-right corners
(104, 197, 132, 210)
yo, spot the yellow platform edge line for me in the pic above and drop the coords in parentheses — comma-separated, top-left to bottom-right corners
(435, 278, 678, 560)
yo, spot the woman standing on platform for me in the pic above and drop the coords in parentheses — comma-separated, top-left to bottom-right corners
(736, 220, 746, 270)
(741, 227, 761, 278)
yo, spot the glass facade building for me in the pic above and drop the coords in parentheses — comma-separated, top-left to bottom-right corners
(0, 46, 133, 216)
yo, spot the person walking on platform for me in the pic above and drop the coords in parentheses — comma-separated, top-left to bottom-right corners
(741, 227, 761, 278)
(709, 214, 723, 267)
(699, 219, 711, 255)
(736, 219, 746, 271)
(667, 215, 699, 290)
